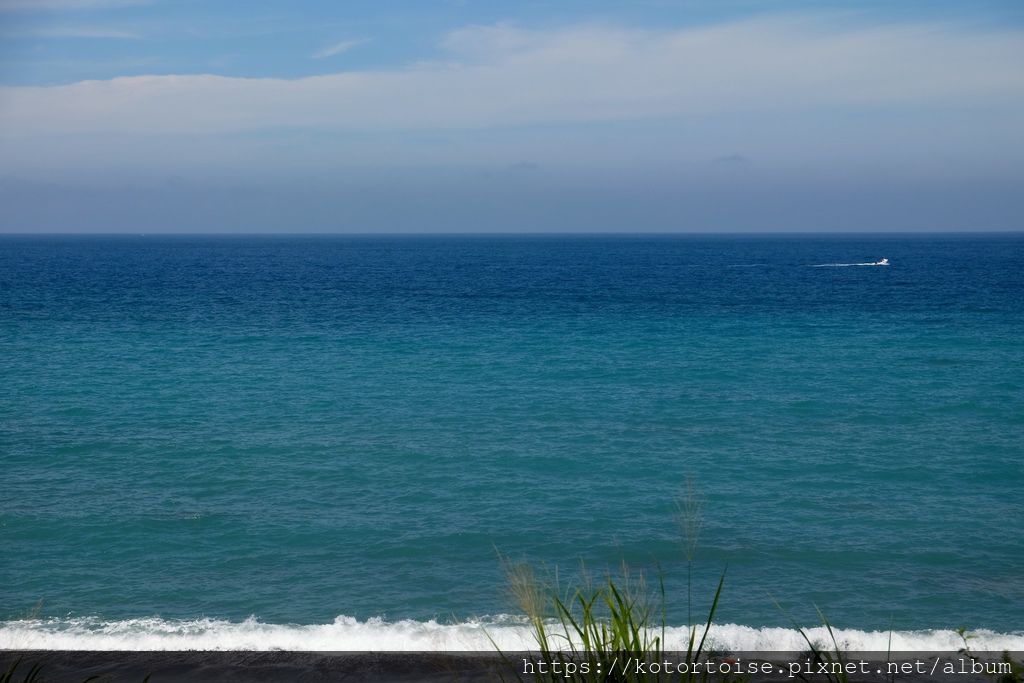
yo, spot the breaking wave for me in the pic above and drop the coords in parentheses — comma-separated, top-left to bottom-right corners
(2, 616, 1022, 652)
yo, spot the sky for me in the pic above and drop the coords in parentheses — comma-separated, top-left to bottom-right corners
(0, 0, 1022, 233)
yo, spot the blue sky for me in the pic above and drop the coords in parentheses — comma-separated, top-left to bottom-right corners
(1, 0, 1022, 232)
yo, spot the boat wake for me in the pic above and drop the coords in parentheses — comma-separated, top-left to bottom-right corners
(811, 258, 890, 267)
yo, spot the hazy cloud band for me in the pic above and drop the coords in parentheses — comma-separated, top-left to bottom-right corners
(2, 17, 1022, 137)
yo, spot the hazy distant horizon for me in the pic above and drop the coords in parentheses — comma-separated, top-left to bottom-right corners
(3, 230, 1023, 236)
(1, 0, 1022, 233)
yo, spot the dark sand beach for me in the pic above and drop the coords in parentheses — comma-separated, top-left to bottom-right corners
(3, 651, 1016, 683)
(0, 651, 509, 682)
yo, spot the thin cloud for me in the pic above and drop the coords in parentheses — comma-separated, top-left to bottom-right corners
(311, 39, 366, 60)
(0, 0, 151, 9)
(30, 26, 141, 38)
(1, 17, 1022, 136)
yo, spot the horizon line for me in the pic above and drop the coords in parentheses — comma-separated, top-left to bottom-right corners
(1, 230, 1022, 237)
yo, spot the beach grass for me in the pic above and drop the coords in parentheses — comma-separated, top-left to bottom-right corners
(496, 553, 728, 682)
(493, 481, 732, 682)
(493, 480, 725, 681)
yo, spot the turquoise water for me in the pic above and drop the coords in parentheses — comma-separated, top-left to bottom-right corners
(1, 234, 1022, 647)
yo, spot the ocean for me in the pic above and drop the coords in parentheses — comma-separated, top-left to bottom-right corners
(1, 233, 1022, 651)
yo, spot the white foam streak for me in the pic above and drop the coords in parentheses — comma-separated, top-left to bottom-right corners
(2, 616, 1022, 652)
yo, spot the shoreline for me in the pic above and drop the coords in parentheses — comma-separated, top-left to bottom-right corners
(3, 616, 1023, 652)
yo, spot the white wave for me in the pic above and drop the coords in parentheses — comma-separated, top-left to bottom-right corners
(810, 262, 888, 267)
(1, 616, 1022, 652)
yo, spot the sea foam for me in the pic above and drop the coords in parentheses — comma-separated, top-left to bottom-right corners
(2, 616, 1022, 652)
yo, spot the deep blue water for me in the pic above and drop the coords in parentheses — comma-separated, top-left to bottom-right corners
(1, 234, 1022, 640)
